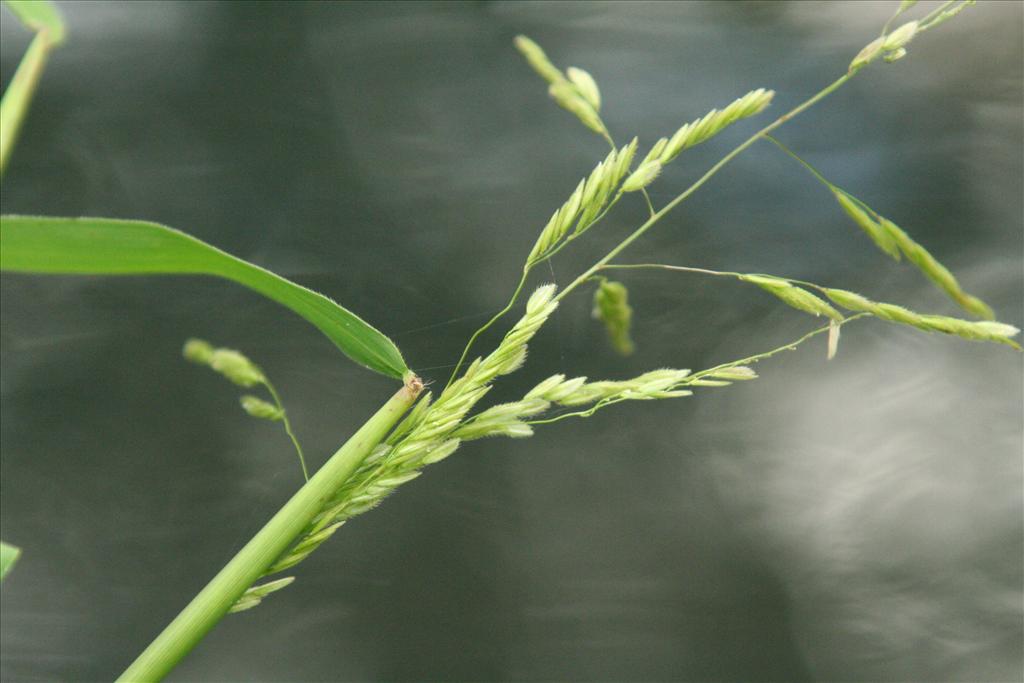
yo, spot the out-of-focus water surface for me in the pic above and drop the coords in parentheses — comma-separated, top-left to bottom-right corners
(1, 1, 1021, 681)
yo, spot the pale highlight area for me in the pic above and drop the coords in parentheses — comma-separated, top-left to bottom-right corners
(706, 261, 1023, 682)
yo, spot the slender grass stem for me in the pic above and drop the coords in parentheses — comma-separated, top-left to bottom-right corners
(600, 262, 824, 292)
(444, 269, 529, 390)
(263, 379, 309, 481)
(555, 73, 853, 303)
(763, 134, 837, 190)
(0, 32, 53, 176)
(117, 378, 423, 683)
(686, 314, 868, 379)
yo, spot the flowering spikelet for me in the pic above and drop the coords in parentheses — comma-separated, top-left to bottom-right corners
(592, 279, 635, 355)
(739, 275, 844, 321)
(833, 189, 901, 260)
(824, 288, 1020, 348)
(527, 141, 637, 264)
(527, 368, 693, 407)
(515, 35, 608, 137)
(831, 190, 995, 319)
(660, 88, 775, 164)
(621, 160, 661, 192)
(240, 395, 283, 421)
(849, 20, 919, 73)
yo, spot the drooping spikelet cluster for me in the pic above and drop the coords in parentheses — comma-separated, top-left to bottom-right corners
(514, 35, 607, 137)
(832, 189, 994, 320)
(728, 272, 1018, 350)
(183, 338, 306, 474)
(849, 20, 920, 72)
(848, 1, 975, 73)
(527, 142, 637, 265)
(823, 288, 1020, 348)
(739, 275, 845, 322)
(592, 279, 635, 356)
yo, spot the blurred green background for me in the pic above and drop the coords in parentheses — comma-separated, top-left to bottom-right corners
(2, 1, 1021, 681)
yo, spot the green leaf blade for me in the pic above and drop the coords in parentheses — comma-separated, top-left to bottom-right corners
(0, 540, 21, 582)
(0, 215, 410, 379)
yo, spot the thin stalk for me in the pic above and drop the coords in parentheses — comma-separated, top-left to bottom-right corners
(444, 268, 529, 390)
(0, 32, 53, 176)
(917, 0, 959, 31)
(263, 379, 309, 481)
(763, 134, 836, 190)
(118, 377, 423, 683)
(601, 262, 841, 306)
(685, 314, 869, 379)
(555, 73, 853, 302)
(527, 315, 867, 426)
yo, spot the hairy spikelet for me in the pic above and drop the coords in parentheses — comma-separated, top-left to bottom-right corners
(921, 0, 974, 30)
(230, 577, 294, 613)
(528, 368, 693, 407)
(184, 338, 308, 483)
(824, 288, 1020, 348)
(240, 395, 283, 421)
(527, 141, 638, 264)
(660, 89, 774, 164)
(850, 21, 919, 73)
(513, 35, 562, 85)
(621, 160, 661, 192)
(833, 190, 901, 259)
(515, 35, 608, 137)
(879, 218, 995, 320)
(184, 339, 266, 387)
(566, 66, 601, 110)
(739, 275, 844, 321)
(831, 190, 995, 319)
(592, 279, 635, 355)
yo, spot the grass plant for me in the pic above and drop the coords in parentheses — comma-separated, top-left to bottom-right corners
(0, 0, 1017, 680)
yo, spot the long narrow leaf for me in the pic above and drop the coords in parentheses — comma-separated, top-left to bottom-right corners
(0, 540, 20, 582)
(0, 215, 410, 379)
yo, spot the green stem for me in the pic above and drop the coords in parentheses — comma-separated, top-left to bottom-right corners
(555, 73, 853, 302)
(263, 379, 309, 481)
(686, 313, 868, 380)
(0, 32, 53, 176)
(763, 134, 836, 190)
(444, 268, 529, 390)
(117, 378, 423, 683)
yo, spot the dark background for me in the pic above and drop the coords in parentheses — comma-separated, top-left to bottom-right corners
(2, 1, 1021, 681)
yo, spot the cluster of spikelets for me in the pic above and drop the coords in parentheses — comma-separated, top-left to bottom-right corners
(592, 279, 635, 356)
(197, 2, 1012, 613)
(513, 35, 607, 137)
(831, 189, 993, 319)
(848, 0, 976, 73)
(527, 143, 637, 265)
(233, 285, 765, 605)
(514, 33, 775, 225)
(732, 273, 1019, 352)
(183, 338, 306, 475)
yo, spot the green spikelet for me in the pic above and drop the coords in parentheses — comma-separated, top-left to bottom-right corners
(592, 279, 636, 355)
